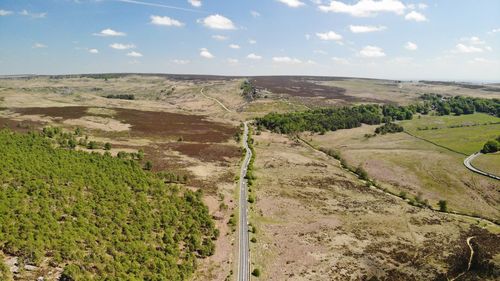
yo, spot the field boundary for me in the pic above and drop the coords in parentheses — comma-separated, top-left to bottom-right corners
(403, 131, 468, 156)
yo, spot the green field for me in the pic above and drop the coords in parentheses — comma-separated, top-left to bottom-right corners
(473, 153, 500, 176)
(401, 113, 500, 155)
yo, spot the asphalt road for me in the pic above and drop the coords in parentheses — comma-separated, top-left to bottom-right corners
(238, 121, 251, 281)
(463, 152, 500, 180)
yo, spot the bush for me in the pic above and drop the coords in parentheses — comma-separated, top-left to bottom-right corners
(104, 142, 112, 150)
(250, 237, 257, 243)
(252, 268, 261, 277)
(481, 140, 499, 153)
(438, 200, 448, 212)
(86, 141, 99, 150)
(144, 161, 153, 170)
(355, 166, 369, 180)
(374, 122, 404, 135)
(399, 191, 407, 200)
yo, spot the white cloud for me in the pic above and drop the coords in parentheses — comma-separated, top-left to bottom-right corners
(405, 41, 418, 50)
(229, 44, 241, 49)
(247, 53, 262, 60)
(316, 31, 342, 41)
(273, 56, 302, 64)
(200, 48, 214, 59)
(359, 45, 386, 57)
(490, 28, 500, 33)
(305, 34, 311, 40)
(306, 59, 317, 64)
(89, 49, 99, 54)
(405, 11, 427, 22)
(470, 57, 489, 63)
(93, 28, 126, 37)
(32, 43, 47, 49)
(127, 51, 143, 57)
(461, 36, 485, 45)
(200, 14, 236, 30)
(188, 0, 202, 7)
(314, 50, 328, 55)
(172, 59, 190, 65)
(349, 25, 386, 33)
(249, 39, 257, 44)
(250, 10, 261, 17)
(150, 15, 184, 27)
(110, 43, 135, 50)
(319, 0, 406, 17)
(19, 9, 47, 19)
(212, 35, 228, 41)
(417, 3, 427, 9)
(227, 58, 239, 64)
(277, 0, 305, 8)
(0, 9, 13, 16)
(332, 57, 349, 64)
(452, 43, 483, 54)
(456, 37, 492, 52)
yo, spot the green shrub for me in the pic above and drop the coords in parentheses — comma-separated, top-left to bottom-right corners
(438, 200, 448, 212)
(481, 140, 499, 153)
(355, 166, 369, 181)
(252, 268, 261, 277)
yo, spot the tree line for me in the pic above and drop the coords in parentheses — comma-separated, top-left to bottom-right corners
(105, 94, 135, 100)
(255, 104, 411, 134)
(256, 94, 500, 134)
(421, 93, 500, 117)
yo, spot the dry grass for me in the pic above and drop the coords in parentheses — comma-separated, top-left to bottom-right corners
(472, 153, 500, 176)
(306, 125, 500, 220)
(249, 131, 499, 280)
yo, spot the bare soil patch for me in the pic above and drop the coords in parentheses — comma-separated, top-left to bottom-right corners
(165, 142, 241, 162)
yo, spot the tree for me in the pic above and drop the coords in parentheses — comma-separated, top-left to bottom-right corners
(438, 200, 448, 212)
(252, 268, 261, 277)
(68, 138, 77, 149)
(74, 127, 82, 136)
(87, 141, 98, 150)
(481, 140, 499, 154)
(104, 142, 112, 150)
(250, 237, 257, 243)
(137, 149, 144, 160)
(144, 161, 153, 171)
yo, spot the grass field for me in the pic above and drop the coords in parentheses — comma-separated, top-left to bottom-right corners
(401, 113, 500, 155)
(307, 123, 500, 220)
(472, 153, 500, 176)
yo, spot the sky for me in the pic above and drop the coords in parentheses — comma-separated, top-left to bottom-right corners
(0, 0, 499, 81)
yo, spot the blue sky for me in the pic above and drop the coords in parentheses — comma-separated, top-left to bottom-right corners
(0, 0, 499, 81)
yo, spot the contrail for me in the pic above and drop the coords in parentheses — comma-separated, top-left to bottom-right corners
(115, 0, 206, 13)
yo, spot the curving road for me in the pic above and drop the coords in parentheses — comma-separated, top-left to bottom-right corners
(238, 121, 252, 281)
(463, 152, 500, 180)
(200, 87, 232, 112)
